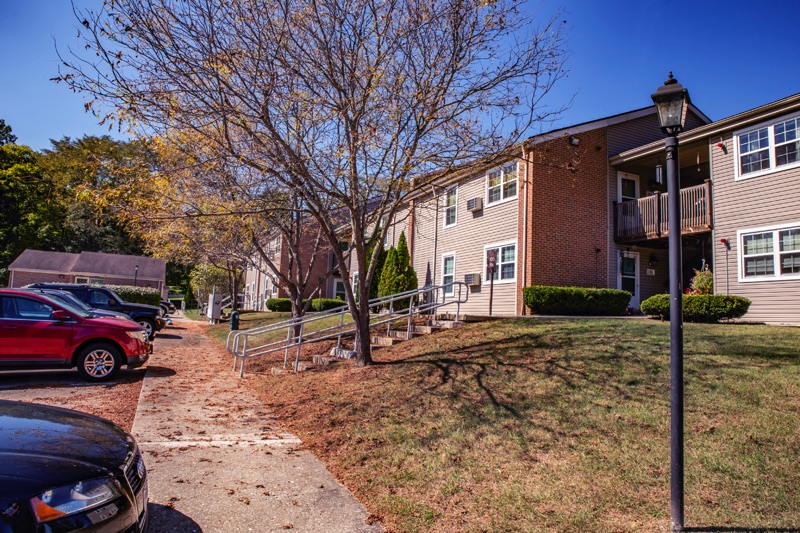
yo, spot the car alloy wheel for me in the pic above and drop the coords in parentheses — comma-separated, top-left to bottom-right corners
(78, 345, 120, 381)
(138, 319, 154, 339)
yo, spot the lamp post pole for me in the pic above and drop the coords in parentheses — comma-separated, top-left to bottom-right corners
(666, 133, 684, 532)
(134, 265, 139, 287)
(651, 72, 690, 533)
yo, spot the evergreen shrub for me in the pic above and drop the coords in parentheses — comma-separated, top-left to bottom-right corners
(640, 293, 751, 322)
(522, 286, 631, 316)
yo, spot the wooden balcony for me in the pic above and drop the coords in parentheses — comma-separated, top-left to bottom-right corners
(614, 181, 712, 243)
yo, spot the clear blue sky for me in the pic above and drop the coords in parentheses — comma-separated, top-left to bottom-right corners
(1, 0, 799, 151)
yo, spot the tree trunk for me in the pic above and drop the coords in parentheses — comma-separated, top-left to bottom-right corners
(353, 309, 373, 367)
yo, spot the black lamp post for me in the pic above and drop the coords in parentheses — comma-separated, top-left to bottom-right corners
(651, 72, 690, 533)
(134, 265, 139, 287)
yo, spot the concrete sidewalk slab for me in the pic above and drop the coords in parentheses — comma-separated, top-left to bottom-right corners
(133, 318, 382, 532)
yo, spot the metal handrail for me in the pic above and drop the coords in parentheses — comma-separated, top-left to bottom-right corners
(227, 282, 468, 377)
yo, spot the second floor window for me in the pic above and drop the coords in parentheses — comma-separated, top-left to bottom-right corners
(736, 113, 800, 178)
(486, 163, 518, 205)
(444, 187, 457, 227)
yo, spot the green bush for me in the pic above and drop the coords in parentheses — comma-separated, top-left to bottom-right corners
(311, 298, 346, 311)
(640, 293, 751, 323)
(104, 284, 161, 306)
(266, 297, 346, 313)
(266, 298, 293, 312)
(639, 293, 670, 316)
(522, 286, 631, 316)
(688, 266, 714, 294)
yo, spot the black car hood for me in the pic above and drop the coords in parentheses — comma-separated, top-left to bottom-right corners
(0, 401, 131, 498)
(91, 309, 131, 319)
(123, 302, 161, 314)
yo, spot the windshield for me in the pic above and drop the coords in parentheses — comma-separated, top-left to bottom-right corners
(34, 293, 92, 318)
(46, 291, 92, 311)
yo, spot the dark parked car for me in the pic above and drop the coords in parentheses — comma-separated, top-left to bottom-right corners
(0, 400, 148, 532)
(160, 300, 176, 315)
(0, 289, 151, 382)
(27, 284, 165, 340)
(23, 288, 132, 321)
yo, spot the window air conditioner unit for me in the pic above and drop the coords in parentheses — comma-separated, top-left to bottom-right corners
(464, 273, 481, 286)
(466, 197, 483, 212)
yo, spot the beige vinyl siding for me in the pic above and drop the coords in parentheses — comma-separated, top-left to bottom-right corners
(608, 113, 665, 156)
(711, 131, 800, 323)
(411, 163, 520, 316)
(638, 249, 669, 300)
(607, 110, 707, 157)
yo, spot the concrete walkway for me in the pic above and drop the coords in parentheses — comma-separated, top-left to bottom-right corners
(132, 317, 382, 532)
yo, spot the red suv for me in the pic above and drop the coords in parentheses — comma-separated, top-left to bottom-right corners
(0, 289, 151, 381)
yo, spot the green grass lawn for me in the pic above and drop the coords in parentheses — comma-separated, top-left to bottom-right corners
(242, 318, 800, 532)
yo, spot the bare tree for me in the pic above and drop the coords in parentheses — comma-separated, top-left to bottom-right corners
(58, 0, 568, 365)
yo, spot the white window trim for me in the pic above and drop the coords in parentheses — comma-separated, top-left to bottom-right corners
(443, 186, 458, 228)
(441, 252, 456, 295)
(485, 161, 519, 207)
(482, 240, 517, 285)
(733, 110, 800, 181)
(617, 171, 640, 203)
(332, 277, 346, 300)
(737, 221, 800, 282)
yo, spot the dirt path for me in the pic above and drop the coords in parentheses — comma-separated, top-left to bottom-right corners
(133, 316, 383, 532)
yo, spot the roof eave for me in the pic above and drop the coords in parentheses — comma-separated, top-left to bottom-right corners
(611, 93, 800, 165)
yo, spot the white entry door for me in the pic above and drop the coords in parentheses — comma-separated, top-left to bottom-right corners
(618, 251, 640, 308)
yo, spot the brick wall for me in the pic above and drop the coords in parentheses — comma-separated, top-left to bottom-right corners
(9, 270, 64, 287)
(517, 129, 610, 312)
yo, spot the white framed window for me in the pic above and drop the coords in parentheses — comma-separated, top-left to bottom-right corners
(75, 276, 89, 284)
(483, 241, 516, 284)
(738, 222, 800, 281)
(734, 111, 800, 179)
(486, 163, 518, 205)
(442, 253, 455, 295)
(333, 278, 346, 300)
(443, 187, 457, 227)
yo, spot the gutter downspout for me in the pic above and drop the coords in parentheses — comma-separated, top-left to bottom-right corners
(8, 269, 14, 288)
(431, 185, 440, 287)
(520, 145, 529, 315)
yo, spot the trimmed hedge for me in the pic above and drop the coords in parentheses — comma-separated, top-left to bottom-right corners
(640, 293, 751, 323)
(266, 298, 293, 312)
(104, 284, 161, 306)
(266, 297, 346, 313)
(522, 286, 632, 316)
(310, 298, 347, 311)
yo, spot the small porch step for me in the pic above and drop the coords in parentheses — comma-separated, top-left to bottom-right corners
(371, 335, 403, 347)
(426, 319, 462, 328)
(329, 347, 356, 359)
(411, 324, 441, 335)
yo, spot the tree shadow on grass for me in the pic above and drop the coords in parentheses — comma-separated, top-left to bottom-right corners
(370, 321, 800, 444)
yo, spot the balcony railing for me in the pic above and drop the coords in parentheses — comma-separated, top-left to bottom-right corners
(614, 181, 711, 242)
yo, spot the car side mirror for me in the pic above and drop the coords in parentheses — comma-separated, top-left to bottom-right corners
(52, 310, 70, 321)
(108, 299, 116, 306)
